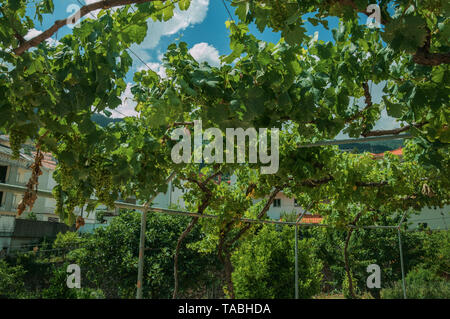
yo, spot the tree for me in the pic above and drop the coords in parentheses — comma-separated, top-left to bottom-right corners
(0, 0, 192, 219)
(1, 0, 448, 299)
(230, 0, 450, 66)
(306, 213, 442, 298)
(231, 224, 322, 299)
(65, 211, 221, 298)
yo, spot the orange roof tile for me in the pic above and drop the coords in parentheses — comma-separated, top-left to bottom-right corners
(32, 151, 57, 170)
(301, 215, 323, 224)
(371, 147, 403, 158)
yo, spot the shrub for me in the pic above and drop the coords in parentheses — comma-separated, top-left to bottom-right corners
(342, 274, 359, 299)
(72, 211, 221, 298)
(0, 260, 27, 298)
(75, 288, 105, 299)
(381, 267, 450, 299)
(232, 225, 322, 299)
(41, 264, 78, 299)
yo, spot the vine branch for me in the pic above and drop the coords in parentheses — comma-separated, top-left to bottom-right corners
(172, 170, 220, 299)
(13, 0, 161, 56)
(361, 122, 427, 137)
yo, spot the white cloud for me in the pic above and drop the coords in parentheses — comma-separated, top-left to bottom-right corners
(83, 0, 122, 18)
(130, 0, 209, 63)
(111, 62, 168, 118)
(24, 28, 61, 46)
(188, 42, 220, 67)
(109, 83, 139, 118)
(24, 28, 42, 40)
(138, 62, 167, 79)
(134, 42, 220, 84)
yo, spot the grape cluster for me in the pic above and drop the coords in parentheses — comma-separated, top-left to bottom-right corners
(53, 166, 86, 224)
(53, 155, 118, 225)
(9, 130, 27, 159)
(53, 185, 66, 221)
(91, 160, 116, 208)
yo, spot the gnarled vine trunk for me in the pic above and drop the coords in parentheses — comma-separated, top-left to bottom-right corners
(172, 217, 199, 299)
(344, 227, 356, 299)
(343, 212, 362, 299)
(222, 251, 235, 299)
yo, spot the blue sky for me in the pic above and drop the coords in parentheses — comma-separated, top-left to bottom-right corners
(26, 0, 337, 78)
(24, 0, 399, 131)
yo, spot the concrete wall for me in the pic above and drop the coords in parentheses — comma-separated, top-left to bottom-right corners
(0, 215, 74, 253)
(407, 205, 450, 230)
(0, 215, 15, 252)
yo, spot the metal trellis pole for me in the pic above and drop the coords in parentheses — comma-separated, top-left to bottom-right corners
(397, 228, 407, 299)
(297, 133, 412, 148)
(136, 206, 148, 299)
(136, 172, 176, 299)
(295, 224, 299, 299)
(0, 182, 423, 230)
(294, 208, 308, 299)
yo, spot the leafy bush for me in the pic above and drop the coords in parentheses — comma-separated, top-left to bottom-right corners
(0, 260, 27, 298)
(306, 215, 439, 298)
(1, 212, 221, 299)
(40, 264, 78, 299)
(342, 274, 359, 299)
(232, 225, 322, 299)
(53, 231, 86, 251)
(382, 268, 450, 299)
(415, 230, 449, 278)
(75, 288, 105, 299)
(40, 263, 105, 299)
(69, 211, 221, 298)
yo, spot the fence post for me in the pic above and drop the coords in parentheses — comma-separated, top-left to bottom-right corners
(397, 228, 407, 299)
(136, 208, 147, 299)
(295, 224, 299, 299)
(294, 206, 310, 300)
(136, 172, 176, 299)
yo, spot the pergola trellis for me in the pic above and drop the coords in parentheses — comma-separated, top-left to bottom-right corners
(0, 133, 418, 299)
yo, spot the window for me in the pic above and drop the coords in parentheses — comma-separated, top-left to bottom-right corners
(418, 222, 428, 230)
(0, 166, 7, 205)
(0, 166, 7, 183)
(273, 199, 281, 207)
(13, 194, 23, 208)
(17, 168, 30, 184)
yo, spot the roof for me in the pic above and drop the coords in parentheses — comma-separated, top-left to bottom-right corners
(32, 151, 57, 170)
(0, 136, 57, 171)
(278, 214, 324, 224)
(370, 147, 403, 159)
(300, 215, 323, 224)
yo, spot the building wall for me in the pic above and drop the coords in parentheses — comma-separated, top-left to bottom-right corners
(0, 216, 74, 253)
(0, 143, 68, 228)
(264, 192, 306, 220)
(407, 205, 450, 231)
(0, 215, 15, 252)
(0, 161, 57, 220)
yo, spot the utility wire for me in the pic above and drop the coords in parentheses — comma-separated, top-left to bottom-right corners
(75, 0, 153, 72)
(222, 0, 233, 20)
(73, 0, 169, 118)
